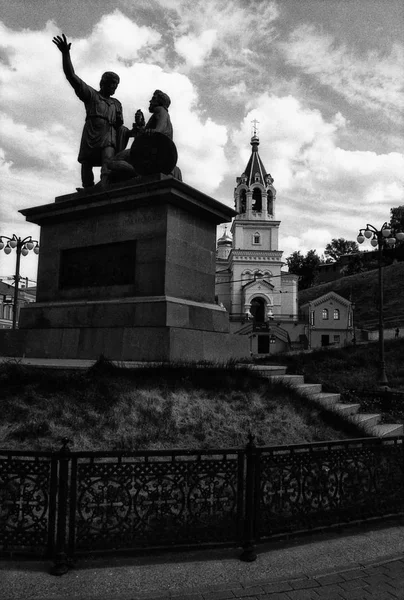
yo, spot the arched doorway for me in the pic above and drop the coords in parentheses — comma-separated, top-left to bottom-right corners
(250, 297, 266, 323)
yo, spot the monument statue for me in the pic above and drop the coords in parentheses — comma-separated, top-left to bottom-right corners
(52, 33, 125, 188)
(107, 90, 182, 183)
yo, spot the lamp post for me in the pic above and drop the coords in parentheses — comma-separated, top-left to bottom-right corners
(356, 222, 404, 387)
(0, 234, 39, 329)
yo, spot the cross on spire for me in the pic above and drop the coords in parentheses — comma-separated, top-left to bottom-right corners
(251, 118, 260, 137)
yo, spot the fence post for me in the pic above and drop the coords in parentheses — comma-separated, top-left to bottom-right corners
(240, 433, 257, 562)
(50, 438, 71, 576)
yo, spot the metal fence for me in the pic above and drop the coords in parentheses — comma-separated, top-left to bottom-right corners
(1, 436, 403, 574)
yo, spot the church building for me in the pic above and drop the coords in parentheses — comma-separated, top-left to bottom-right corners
(215, 133, 300, 355)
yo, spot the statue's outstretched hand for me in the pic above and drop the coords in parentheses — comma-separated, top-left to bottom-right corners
(52, 33, 71, 54)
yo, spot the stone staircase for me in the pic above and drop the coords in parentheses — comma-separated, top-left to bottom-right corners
(249, 365, 404, 438)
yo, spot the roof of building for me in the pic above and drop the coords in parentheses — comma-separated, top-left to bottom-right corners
(0, 280, 13, 294)
(217, 226, 232, 246)
(240, 135, 269, 187)
(300, 290, 352, 308)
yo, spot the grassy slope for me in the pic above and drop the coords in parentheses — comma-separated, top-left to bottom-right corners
(298, 262, 404, 327)
(0, 360, 358, 452)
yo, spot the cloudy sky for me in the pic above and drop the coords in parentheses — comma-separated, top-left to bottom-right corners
(0, 0, 403, 284)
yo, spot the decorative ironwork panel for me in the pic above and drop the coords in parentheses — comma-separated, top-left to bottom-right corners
(70, 451, 243, 552)
(0, 453, 56, 554)
(256, 439, 404, 539)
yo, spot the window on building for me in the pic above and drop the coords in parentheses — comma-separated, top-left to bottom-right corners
(334, 309, 340, 320)
(4, 305, 12, 320)
(348, 311, 352, 327)
(252, 188, 262, 211)
(253, 232, 261, 244)
(310, 311, 315, 326)
(334, 335, 341, 344)
(322, 308, 329, 320)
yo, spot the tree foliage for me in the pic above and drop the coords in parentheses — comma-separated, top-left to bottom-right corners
(324, 238, 359, 262)
(286, 249, 321, 290)
(390, 205, 404, 233)
(388, 205, 404, 261)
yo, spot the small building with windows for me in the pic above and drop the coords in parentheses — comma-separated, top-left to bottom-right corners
(300, 291, 354, 348)
(0, 280, 36, 329)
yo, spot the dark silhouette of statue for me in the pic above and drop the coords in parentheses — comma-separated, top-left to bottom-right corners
(107, 90, 181, 183)
(52, 33, 125, 188)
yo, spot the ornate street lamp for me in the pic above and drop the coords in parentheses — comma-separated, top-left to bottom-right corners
(357, 222, 404, 386)
(0, 234, 39, 329)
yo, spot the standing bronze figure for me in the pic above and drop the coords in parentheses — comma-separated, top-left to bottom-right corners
(52, 33, 124, 188)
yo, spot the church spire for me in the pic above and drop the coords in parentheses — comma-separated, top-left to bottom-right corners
(234, 131, 276, 219)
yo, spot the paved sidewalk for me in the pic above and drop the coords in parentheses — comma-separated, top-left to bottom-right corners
(1, 520, 404, 600)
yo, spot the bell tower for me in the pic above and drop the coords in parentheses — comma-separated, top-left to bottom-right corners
(232, 130, 278, 251)
(216, 130, 298, 334)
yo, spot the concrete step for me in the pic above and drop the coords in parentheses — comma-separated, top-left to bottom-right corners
(310, 392, 341, 406)
(248, 365, 288, 376)
(370, 423, 404, 437)
(294, 383, 323, 396)
(332, 403, 361, 416)
(268, 374, 305, 385)
(351, 413, 381, 430)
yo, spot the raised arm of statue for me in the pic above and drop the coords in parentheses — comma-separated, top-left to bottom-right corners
(52, 33, 82, 91)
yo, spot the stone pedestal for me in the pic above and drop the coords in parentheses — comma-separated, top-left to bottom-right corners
(3, 175, 249, 362)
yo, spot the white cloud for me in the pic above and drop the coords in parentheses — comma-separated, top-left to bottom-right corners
(175, 29, 217, 68)
(176, 117, 228, 191)
(154, 0, 279, 83)
(279, 24, 404, 122)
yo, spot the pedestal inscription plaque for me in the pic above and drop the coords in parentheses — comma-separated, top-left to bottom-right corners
(59, 241, 136, 289)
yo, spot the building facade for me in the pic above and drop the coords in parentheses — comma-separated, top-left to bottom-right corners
(215, 135, 299, 355)
(300, 291, 354, 348)
(215, 135, 353, 355)
(0, 280, 36, 329)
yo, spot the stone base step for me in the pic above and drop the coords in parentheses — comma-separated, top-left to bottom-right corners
(371, 423, 404, 437)
(292, 383, 323, 395)
(249, 365, 287, 377)
(351, 413, 381, 429)
(268, 374, 305, 385)
(311, 392, 341, 406)
(333, 403, 361, 416)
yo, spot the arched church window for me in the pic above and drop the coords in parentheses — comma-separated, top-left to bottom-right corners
(267, 190, 273, 215)
(334, 309, 340, 320)
(253, 232, 261, 244)
(322, 308, 329, 320)
(239, 189, 246, 213)
(252, 188, 262, 212)
(254, 172, 260, 182)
